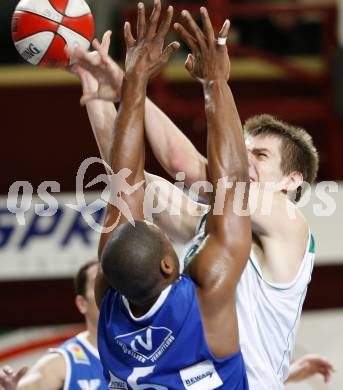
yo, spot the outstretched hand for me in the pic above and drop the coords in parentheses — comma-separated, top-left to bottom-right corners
(0, 366, 28, 390)
(286, 354, 336, 383)
(174, 7, 230, 83)
(68, 0, 179, 105)
(67, 30, 124, 105)
(124, 0, 180, 83)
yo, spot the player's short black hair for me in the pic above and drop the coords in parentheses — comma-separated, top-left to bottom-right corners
(101, 221, 176, 303)
(74, 260, 98, 297)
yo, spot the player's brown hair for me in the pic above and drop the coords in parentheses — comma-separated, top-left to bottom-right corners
(244, 114, 319, 200)
(74, 260, 98, 297)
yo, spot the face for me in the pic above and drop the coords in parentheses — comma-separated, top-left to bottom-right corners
(245, 134, 285, 185)
(77, 264, 99, 328)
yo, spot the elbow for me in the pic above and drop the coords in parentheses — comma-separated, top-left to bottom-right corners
(167, 147, 187, 178)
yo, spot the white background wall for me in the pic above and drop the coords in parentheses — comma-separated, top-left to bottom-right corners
(286, 309, 343, 389)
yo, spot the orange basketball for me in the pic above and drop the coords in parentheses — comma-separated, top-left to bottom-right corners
(11, 0, 94, 67)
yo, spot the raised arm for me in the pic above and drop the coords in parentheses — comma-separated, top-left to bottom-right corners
(174, 8, 251, 356)
(72, 33, 204, 243)
(70, 0, 179, 306)
(72, 31, 120, 165)
(176, 8, 251, 292)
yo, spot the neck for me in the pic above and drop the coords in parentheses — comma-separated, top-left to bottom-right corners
(126, 274, 179, 317)
(85, 320, 97, 347)
(129, 292, 161, 317)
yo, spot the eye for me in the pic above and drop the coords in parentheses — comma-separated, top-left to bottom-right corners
(258, 153, 267, 158)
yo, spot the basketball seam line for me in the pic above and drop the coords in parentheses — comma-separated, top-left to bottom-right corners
(38, 32, 67, 66)
(58, 22, 93, 41)
(47, 0, 68, 15)
(15, 8, 90, 21)
(47, 0, 90, 19)
(13, 10, 92, 43)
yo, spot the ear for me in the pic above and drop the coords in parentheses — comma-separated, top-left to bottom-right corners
(160, 256, 175, 277)
(75, 295, 88, 315)
(283, 171, 304, 193)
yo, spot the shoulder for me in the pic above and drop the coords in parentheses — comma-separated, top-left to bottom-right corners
(255, 200, 311, 283)
(32, 352, 66, 371)
(257, 190, 308, 240)
(276, 199, 309, 245)
(18, 353, 66, 389)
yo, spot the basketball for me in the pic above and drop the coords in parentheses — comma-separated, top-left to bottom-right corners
(11, 0, 94, 67)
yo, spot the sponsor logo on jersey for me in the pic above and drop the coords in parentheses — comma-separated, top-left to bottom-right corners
(21, 43, 40, 61)
(67, 343, 90, 365)
(77, 379, 101, 390)
(115, 326, 175, 363)
(108, 372, 128, 389)
(180, 360, 223, 390)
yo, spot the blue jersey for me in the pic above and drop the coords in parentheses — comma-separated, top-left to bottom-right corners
(51, 331, 107, 390)
(98, 275, 249, 389)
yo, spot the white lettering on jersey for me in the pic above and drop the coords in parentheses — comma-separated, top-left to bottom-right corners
(128, 366, 168, 389)
(115, 326, 175, 362)
(179, 360, 223, 390)
(77, 379, 101, 390)
(109, 372, 128, 389)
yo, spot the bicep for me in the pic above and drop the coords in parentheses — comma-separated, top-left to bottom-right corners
(18, 354, 65, 390)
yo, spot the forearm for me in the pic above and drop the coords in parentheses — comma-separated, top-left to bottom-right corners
(86, 100, 115, 164)
(145, 98, 208, 185)
(203, 79, 249, 238)
(98, 77, 147, 257)
(17, 375, 48, 390)
(82, 73, 115, 164)
(204, 80, 248, 187)
(111, 78, 146, 181)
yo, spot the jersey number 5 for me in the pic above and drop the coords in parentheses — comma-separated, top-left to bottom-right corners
(128, 366, 168, 389)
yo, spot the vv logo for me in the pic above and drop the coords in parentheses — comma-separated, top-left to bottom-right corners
(115, 326, 173, 361)
(131, 327, 153, 352)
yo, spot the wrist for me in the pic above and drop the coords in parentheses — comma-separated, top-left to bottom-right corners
(121, 76, 147, 102)
(124, 72, 148, 89)
(202, 79, 228, 90)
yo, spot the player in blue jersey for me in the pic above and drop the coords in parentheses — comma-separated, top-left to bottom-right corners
(0, 261, 108, 390)
(69, 1, 251, 388)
